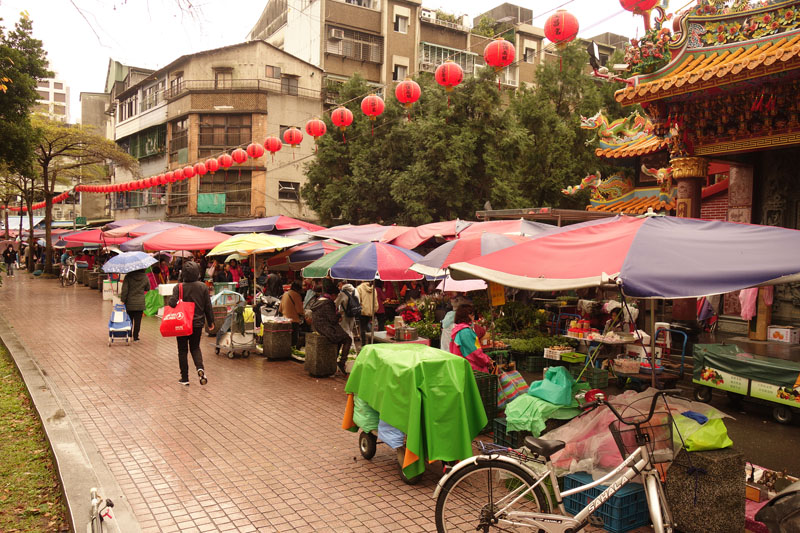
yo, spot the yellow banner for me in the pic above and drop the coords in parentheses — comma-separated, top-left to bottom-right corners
(489, 281, 505, 307)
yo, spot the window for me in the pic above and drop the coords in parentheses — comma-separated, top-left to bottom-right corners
(419, 42, 476, 74)
(265, 65, 282, 79)
(54, 92, 66, 103)
(169, 73, 183, 97)
(198, 114, 252, 157)
(394, 14, 408, 33)
(281, 75, 298, 96)
(37, 80, 49, 88)
(142, 83, 162, 111)
(278, 181, 300, 201)
(214, 69, 232, 89)
(599, 53, 609, 66)
(36, 89, 49, 100)
(524, 47, 536, 63)
(53, 105, 66, 116)
(169, 118, 189, 162)
(326, 27, 383, 63)
(345, 0, 376, 7)
(198, 169, 252, 216)
(279, 125, 290, 140)
(392, 64, 407, 81)
(54, 82, 63, 90)
(167, 179, 188, 216)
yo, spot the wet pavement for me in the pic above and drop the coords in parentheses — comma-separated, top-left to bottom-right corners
(0, 273, 796, 532)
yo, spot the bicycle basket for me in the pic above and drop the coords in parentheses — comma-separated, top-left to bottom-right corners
(608, 411, 674, 464)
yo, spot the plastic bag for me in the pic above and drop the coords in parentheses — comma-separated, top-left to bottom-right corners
(144, 289, 164, 317)
(377, 419, 406, 449)
(528, 366, 575, 406)
(497, 369, 529, 410)
(675, 415, 733, 451)
(352, 396, 379, 433)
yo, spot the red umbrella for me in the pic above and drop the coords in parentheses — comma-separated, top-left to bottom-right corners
(410, 233, 529, 277)
(458, 219, 556, 238)
(62, 228, 131, 245)
(139, 226, 230, 252)
(389, 219, 474, 249)
(266, 240, 345, 270)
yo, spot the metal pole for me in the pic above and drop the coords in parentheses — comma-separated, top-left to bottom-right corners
(650, 301, 657, 389)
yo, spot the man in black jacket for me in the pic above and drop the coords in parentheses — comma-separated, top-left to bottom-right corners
(169, 261, 215, 385)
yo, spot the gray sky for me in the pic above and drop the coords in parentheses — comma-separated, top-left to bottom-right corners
(1, 0, 643, 123)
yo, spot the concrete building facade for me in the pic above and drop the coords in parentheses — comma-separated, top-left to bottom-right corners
(108, 41, 323, 225)
(249, 0, 547, 105)
(35, 77, 70, 122)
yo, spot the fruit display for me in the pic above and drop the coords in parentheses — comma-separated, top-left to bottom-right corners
(777, 386, 800, 402)
(772, 330, 786, 340)
(701, 367, 724, 385)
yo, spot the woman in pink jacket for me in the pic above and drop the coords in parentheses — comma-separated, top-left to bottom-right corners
(449, 304, 493, 373)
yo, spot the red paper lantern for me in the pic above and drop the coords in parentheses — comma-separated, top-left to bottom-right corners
(283, 127, 303, 147)
(231, 148, 248, 164)
(164, 171, 175, 183)
(205, 158, 219, 174)
(484, 38, 516, 70)
(155, 174, 165, 185)
(264, 136, 282, 162)
(246, 142, 265, 159)
(395, 79, 422, 107)
(544, 10, 579, 45)
(183, 166, 195, 179)
(193, 162, 207, 177)
(218, 153, 233, 169)
(620, 0, 658, 14)
(361, 94, 384, 120)
(174, 168, 185, 180)
(434, 62, 463, 91)
(331, 106, 354, 131)
(305, 119, 327, 140)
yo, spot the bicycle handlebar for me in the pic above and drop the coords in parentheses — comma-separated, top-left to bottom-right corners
(581, 389, 681, 426)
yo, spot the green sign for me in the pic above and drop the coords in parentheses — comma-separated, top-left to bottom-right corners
(75, 217, 87, 225)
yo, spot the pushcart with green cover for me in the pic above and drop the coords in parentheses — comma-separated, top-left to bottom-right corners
(342, 344, 488, 483)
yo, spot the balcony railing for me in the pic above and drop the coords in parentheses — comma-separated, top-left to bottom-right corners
(419, 14, 467, 32)
(165, 79, 322, 100)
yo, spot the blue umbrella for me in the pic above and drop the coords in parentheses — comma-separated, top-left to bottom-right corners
(102, 251, 158, 274)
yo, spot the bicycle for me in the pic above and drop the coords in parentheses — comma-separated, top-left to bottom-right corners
(60, 257, 77, 287)
(434, 390, 681, 533)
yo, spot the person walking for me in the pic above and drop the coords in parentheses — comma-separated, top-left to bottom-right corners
(309, 278, 352, 375)
(119, 268, 150, 342)
(168, 261, 215, 386)
(355, 281, 378, 346)
(335, 282, 358, 346)
(3, 245, 16, 277)
(278, 280, 304, 348)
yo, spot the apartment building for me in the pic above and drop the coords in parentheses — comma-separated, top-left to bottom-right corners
(76, 91, 114, 223)
(107, 41, 323, 225)
(35, 77, 70, 122)
(249, 0, 547, 104)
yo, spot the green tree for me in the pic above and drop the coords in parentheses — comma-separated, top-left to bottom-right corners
(0, 12, 51, 175)
(33, 116, 138, 272)
(302, 70, 527, 226)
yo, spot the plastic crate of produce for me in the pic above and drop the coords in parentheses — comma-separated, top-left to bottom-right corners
(474, 371, 498, 433)
(585, 366, 609, 388)
(543, 346, 571, 360)
(560, 352, 586, 364)
(520, 355, 546, 373)
(563, 472, 649, 533)
(492, 417, 531, 449)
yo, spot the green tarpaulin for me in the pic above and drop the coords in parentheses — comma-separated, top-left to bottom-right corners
(693, 343, 800, 387)
(344, 344, 487, 478)
(198, 193, 226, 214)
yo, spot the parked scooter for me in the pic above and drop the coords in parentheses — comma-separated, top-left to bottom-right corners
(756, 480, 800, 532)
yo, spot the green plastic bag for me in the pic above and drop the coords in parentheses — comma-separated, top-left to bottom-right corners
(144, 289, 164, 317)
(352, 395, 379, 433)
(674, 415, 733, 451)
(527, 366, 576, 406)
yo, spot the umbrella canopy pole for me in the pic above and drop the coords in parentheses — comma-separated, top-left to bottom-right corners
(650, 302, 657, 389)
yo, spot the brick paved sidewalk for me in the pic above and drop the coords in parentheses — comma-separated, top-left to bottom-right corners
(0, 275, 438, 532)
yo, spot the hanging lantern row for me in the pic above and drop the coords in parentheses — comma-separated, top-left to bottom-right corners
(5, 191, 72, 212)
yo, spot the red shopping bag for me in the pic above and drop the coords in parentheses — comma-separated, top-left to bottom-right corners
(160, 284, 195, 337)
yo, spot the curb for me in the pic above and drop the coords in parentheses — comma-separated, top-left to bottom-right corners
(0, 311, 140, 533)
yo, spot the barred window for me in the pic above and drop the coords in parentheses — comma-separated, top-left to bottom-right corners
(419, 42, 476, 74)
(199, 169, 252, 217)
(278, 181, 300, 201)
(326, 27, 383, 63)
(198, 114, 252, 155)
(167, 180, 189, 216)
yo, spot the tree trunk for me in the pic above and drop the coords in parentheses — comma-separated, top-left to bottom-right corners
(43, 168, 54, 275)
(3, 206, 8, 239)
(27, 206, 35, 272)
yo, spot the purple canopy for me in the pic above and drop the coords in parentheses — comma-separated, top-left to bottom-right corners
(103, 219, 146, 230)
(308, 224, 412, 244)
(129, 221, 189, 237)
(119, 230, 168, 252)
(214, 216, 324, 234)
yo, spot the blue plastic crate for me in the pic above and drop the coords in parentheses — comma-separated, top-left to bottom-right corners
(562, 472, 649, 533)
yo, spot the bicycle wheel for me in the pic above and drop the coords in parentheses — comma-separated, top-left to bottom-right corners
(66, 270, 77, 286)
(435, 459, 550, 532)
(645, 473, 673, 533)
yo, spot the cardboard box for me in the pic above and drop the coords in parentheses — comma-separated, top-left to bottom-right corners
(767, 325, 800, 344)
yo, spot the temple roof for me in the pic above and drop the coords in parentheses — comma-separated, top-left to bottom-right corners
(594, 135, 669, 158)
(615, 0, 800, 105)
(587, 195, 676, 214)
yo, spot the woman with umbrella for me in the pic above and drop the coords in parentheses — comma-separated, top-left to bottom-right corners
(104, 252, 160, 342)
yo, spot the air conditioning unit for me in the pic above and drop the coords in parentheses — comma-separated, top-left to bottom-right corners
(420, 9, 434, 21)
(329, 28, 344, 40)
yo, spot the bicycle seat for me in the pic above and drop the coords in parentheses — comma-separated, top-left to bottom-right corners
(523, 436, 565, 458)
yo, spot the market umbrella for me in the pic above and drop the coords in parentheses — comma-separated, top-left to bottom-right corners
(266, 240, 345, 270)
(458, 218, 556, 237)
(213, 215, 325, 234)
(128, 221, 190, 237)
(102, 222, 148, 238)
(388, 219, 473, 249)
(140, 226, 230, 252)
(206, 233, 302, 256)
(101, 251, 158, 274)
(102, 219, 146, 230)
(307, 224, 412, 245)
(410, 233, 530, 277)
(62, 228, 131, 246)
(436, 276, 487, 292)
(119, 230, 168, 252)
(449, 215, 800, 299)
(302, 242, 424, 281)
(225, 253, 247, 263)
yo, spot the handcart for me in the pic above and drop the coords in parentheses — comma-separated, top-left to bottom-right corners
(206, 290, 245, 336)
(214, 302, 256, 358)
(613, 328, 688, 392)
(108, 304, 132, 346)
(343, 344, 488, 484)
